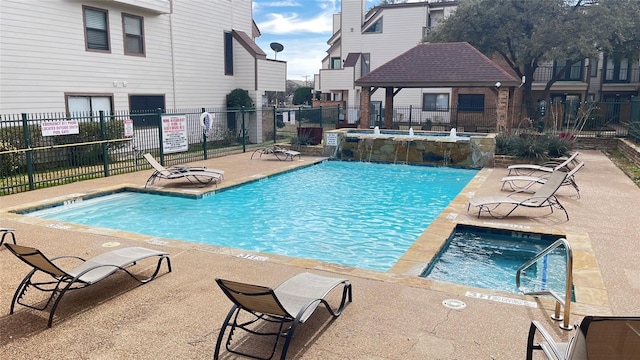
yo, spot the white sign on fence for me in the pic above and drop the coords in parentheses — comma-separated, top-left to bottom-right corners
(41, 120, 80, 136)
(124, 119, 134, 137)
(161, 114, 188, 153)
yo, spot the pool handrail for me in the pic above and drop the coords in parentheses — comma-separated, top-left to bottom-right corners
(516, 238, 574, 330)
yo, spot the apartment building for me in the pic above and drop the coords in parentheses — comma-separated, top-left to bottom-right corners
(314, 0, 460, 122)
(315, 0, 639, 127)
(0, 0, 286, 116)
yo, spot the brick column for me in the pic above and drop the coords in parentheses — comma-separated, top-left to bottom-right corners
(384, 87, 394, 128)
(360, 86, 371, 129)
(496, 88, 509, 133)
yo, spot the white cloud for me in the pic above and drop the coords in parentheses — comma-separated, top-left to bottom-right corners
(256, 0, 338, 35)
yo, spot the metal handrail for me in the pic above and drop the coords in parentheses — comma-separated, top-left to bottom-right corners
(516, 238, 574, 330)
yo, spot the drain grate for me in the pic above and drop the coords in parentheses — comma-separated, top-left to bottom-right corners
(442, 299, 467, 310)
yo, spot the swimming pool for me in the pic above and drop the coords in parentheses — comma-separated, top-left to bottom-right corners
(421, 225, 571, 296)
(25, 161, 478, 272)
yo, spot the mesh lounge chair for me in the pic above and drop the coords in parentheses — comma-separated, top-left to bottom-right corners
(1, 227, 16, 247)
(526, 316, 640, 360)
(251, 146, 301, 161)
(501, 161, 585, 198)
(214, 272, 352, 360)
(507, 152, 581, 176)
(143, 153, 223, 187)
(468, 170, 570, 220)
(4, 243, 172, 327)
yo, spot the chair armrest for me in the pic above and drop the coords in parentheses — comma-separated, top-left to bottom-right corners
(526, 321, 563, 360)
(50, 255, 86, 262)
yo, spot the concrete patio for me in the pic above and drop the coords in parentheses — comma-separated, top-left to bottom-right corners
(0, 149, 638, 359)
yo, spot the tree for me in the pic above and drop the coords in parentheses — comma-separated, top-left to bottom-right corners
(430, 0, 640, 116)
(226, 88, 254, 109)
(292, 87, 313, 105)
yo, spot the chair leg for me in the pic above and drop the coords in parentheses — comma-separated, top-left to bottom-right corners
(214, 305, 238, 360)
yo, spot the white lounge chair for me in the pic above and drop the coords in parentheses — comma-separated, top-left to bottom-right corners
(468, 170, 570, 220)
(143, 153, 223, 187)
(251, 146, 301, 161)
(5, 243, 171, 327)
(501, 161, 584, 197)
(507, 152, 580, 176)
(214, 272, 352, 360)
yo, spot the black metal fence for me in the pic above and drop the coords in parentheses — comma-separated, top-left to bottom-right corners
(1, 101, 636, 195)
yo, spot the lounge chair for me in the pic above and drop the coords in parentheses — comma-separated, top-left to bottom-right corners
(526, 316, 640, 360)
(501, 161, 585, 198)
(507, 152, 580, 176)
(214, 272, 352, 360)
(1, 227, 16, 247)
(4, 243, 172, 327)
(251, 146, 301, 161)
(143, 153, 223, 187)
(468, 170, 569, 220)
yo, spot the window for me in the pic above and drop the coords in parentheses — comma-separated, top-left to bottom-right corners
(458, 94, 485, 112)
(83, 6, 110, 51)
(331, 57, 341, 69)
(553, 60, 583, 81)
(224, 32, 233, 75)
(605, 58, 630, 82)
(67, 95, 113, 115)
(422, 93, 449, 111)
(364, 18, 382, 33)
(123, 14, 144, 55)
(361, 53, 370, 75)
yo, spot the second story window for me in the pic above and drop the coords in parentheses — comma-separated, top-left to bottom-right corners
(553, 60, 583, 81)
(364, 18, 382, 33)
(123, 14, 144, 56)
(605, 58, 630, 82)
(361, 53, 370, 75)
(224, 32, 233, 75)
(83, 6, 110, 52)
(331, 57, 341, 69)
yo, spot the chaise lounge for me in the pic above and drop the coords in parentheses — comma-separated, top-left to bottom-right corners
(526, 316, 640, 359)
(507, 151, 581, 176)
(500, 161, 585, 197)
(143, 153, 224, 187)
(214, 272, 352, 360)
(468, 170, 570, 220)
(251, 146, 301, 161)
(5, 243, 172, 327)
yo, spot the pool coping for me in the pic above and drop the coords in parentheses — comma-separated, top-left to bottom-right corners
(1, 164, 611, 318)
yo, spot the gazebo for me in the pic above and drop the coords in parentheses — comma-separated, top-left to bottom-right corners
(354, 42, 520, 132)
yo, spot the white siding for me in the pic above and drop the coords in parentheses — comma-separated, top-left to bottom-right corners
(0, 0, 286, 114)
(257, 60, 286, 92)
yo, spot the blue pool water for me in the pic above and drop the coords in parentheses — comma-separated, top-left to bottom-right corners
(422, 225, 570, 296)
(26, 161, 478, 271)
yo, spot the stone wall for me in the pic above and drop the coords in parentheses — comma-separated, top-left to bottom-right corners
(618, 138, 640, 168)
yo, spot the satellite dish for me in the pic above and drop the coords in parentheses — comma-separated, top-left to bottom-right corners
(270, 42, 284, 59)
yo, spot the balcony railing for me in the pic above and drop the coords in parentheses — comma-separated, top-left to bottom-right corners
(532, 66, 585, 83)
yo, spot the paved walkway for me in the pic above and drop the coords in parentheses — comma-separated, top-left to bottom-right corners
(0, 150, 638, 359)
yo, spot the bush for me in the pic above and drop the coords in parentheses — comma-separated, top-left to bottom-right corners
(495, 134, 571, 160)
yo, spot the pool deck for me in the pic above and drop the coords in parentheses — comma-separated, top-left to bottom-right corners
(1, 149, 639, 359)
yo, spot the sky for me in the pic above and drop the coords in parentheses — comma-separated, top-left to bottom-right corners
(252, 0, 383, 83)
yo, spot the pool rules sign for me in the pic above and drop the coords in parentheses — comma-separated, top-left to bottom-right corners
(161, 114, 188, 153)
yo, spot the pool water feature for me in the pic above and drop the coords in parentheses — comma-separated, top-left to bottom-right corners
(24, 161, 478, 272)
(324, 128, 495, 168)
(421, 225, 573, 296)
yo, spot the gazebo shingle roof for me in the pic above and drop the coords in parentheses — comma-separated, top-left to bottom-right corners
(355, 42, 519, 88)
